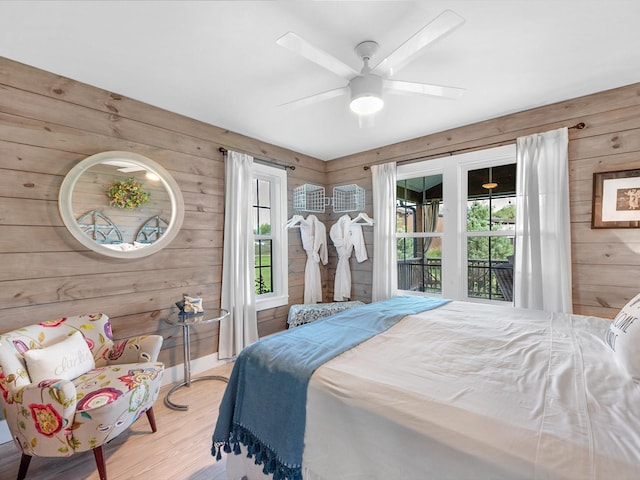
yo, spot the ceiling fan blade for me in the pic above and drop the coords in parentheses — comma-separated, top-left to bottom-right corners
(386, 79, 465, 99)
(277, 32, 358, 80)
(278, 87, 349, 109)
(102, 160, 145, 172)
(117, 166, 146, 173)
(372, 10, 465, 77)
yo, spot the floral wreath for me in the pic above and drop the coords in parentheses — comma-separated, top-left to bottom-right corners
(107, 177, 150, 209)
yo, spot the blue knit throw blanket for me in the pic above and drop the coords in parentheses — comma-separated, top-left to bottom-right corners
(211, 296, 450, 480)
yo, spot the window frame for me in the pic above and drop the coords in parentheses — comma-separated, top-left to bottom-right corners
(397, 144, 516, 304)
(253, 162, 288, 311)
(457, 149, 517, 303)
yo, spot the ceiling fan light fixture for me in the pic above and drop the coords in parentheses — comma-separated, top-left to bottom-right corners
(350, 95, 384, 115)
(349, 74, 384, 115)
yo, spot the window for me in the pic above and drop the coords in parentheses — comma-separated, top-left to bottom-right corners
(465, 164, 516, 302)
(252, 162, 288, 311)
(397, 174, 444, 294)
(396, 145, 516, 303)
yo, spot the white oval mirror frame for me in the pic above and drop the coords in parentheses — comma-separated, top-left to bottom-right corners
(58, 151, 185, 259)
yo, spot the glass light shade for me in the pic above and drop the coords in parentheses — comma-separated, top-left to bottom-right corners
(349, 73, 384, 116)
(350, 95, 384, 115)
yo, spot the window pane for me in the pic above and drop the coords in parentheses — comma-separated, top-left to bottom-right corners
(256, 207, 271, 235)
(397, 237, 442, 294)
(252, 178, 258, 206)
(253, 208, 259, 235)
(258, 179, 271, 208)
(253, 178, 272, 235)
(397, 175, 443, 234)
(255, 239, 273, 294)
(467, 200, 490, 232)
(467, 165, 516, 232)
(467, 236, 514, 301)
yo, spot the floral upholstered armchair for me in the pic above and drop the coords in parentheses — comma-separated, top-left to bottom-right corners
(0, 313, 164, 480)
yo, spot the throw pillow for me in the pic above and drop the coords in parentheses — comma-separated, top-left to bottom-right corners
(24, 331, 96, 383)
(604, 293, 640, 379)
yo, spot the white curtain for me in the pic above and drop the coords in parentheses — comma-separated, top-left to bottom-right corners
(371, 162, 398, 302)
(423, 200, 439, 253)
(514, 127, 572, 313)
(219, 151, 259, 359)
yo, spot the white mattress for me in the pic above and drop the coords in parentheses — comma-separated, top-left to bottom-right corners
(227, 301, 640, 479)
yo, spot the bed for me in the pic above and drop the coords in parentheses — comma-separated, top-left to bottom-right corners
(213, 296, 640, 480)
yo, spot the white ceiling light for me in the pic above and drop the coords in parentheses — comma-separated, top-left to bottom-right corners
(349, 73, 384, 115)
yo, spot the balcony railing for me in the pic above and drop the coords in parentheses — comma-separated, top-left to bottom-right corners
(397, 258, 513, 301)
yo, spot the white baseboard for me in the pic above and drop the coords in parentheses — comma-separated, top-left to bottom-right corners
(161, 352, 232, 387)
(0, 419, 10, 445)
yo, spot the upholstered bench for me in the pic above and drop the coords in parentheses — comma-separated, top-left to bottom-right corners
(287, 301, 365, 328)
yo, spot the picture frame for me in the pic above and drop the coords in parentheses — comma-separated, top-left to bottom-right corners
(592, 168, 640, 228)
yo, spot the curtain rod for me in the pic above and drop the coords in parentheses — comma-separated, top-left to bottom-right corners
(362, 122, 586, 171)
(218, 147, 296, 170)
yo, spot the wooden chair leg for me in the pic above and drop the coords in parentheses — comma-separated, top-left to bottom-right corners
(16, 453, 31, 480)
(93, 445, 107, 480)
(145, 406, 158, 433)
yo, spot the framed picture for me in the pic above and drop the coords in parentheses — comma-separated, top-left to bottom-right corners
(592, 168, 640, 228)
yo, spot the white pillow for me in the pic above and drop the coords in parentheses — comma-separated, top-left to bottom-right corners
(23, 331, 96, 384)
(605, 293, 640, 379)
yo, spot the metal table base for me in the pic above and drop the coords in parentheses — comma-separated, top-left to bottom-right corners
(164, 310, 230, 411)
(164, 375, 228, 411)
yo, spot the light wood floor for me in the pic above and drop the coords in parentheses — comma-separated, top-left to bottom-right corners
(0, 362, 234, 480)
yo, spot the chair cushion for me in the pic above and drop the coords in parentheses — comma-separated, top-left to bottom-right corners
(23, 331, 96, 383)
(68, 361, 164, 452)
(73, 362, 163, 412)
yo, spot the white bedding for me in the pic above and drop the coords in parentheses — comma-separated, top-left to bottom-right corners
(227, 301, 640, 479)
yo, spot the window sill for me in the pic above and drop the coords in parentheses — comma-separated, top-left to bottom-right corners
(256, 294, 289, 312)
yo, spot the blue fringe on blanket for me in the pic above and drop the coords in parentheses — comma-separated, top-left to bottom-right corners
(213, 424, 303, 480)
(212, 296, 450, 480)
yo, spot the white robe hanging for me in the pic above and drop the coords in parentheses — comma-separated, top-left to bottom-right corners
(300, 215, 328, 304)
(330, 214, 368, 301)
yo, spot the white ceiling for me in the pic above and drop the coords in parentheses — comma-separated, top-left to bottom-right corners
(1, 1, 639, 161)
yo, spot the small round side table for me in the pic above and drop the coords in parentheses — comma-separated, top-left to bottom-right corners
(164, 308, 230, 411)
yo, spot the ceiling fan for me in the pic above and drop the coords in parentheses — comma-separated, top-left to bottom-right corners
(277, 9, 466, 116)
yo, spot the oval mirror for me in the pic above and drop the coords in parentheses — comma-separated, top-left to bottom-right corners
(59, 151, 185, 259)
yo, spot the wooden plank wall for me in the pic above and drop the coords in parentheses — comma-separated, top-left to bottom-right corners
(2, 52, 637, 376)
(326, 82, 640, 318)
(0, 57, 325, 368)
